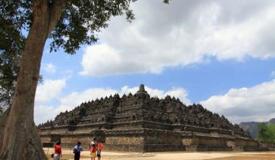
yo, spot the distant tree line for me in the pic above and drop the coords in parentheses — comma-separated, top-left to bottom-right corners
(257, 123, 275, 143)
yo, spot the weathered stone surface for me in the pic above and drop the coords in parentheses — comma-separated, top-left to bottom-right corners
(38, 84, 266, 152)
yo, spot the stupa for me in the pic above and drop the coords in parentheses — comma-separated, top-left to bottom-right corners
(39, 84, 260, 152)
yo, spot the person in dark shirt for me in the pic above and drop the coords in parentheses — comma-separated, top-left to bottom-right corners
(73, 141, 83, 160)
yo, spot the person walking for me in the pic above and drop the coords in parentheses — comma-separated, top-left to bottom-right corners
(96, 141, 104, 160)
(89, 142, 97, 160)
(90, 137, 96, 147)
(53, 141, 62, 160)
(73, 141, 83, 160)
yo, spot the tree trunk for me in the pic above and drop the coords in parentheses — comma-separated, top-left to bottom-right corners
(0, 1, 65, 159)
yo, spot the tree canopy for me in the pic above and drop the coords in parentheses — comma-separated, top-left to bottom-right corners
(0, 2, 25, 107)
(1, 0, 136, 54)
(0, 0, 169, 106)
(1, 0, 169, 53)
(257, 123, 275, 143)
(0, 0, 169, 109)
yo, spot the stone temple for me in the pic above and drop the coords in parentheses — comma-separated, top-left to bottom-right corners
(39, 84, 262, 152)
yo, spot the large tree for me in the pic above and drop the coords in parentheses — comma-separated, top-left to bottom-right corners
(0, 0, 168, 159)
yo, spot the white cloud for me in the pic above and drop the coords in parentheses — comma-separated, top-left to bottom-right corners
(34, 79, 66, 124)
(35, 79, 66, 103)
(201, 80, 275, 123)
(80, 44, 124, 76)
(81, 0, 275, 76)
(34, 85, 190, 124)
(44, 63, 56, 74)
(35, 105, 57, 124)
(56, 88, 118, 113)
(165, 88, 191, 104)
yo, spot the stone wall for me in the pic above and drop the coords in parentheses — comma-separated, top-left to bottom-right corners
(105, 136, 144, 152)
(40, 126, 263, 152)
(143, 129, 183, 152)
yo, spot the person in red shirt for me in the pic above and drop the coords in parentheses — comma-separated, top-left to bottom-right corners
(53, 141, 62, 160)
(96, 141, 104, 160)
(89, 143, 97, 160)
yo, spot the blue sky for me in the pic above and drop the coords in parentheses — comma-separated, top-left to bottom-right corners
(41, 52, 275, 102)
(34, 0, 275, 124)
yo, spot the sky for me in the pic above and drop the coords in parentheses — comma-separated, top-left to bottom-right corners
(34, 0, 275, 124)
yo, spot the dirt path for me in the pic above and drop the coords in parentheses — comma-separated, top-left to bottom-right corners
(210, 152, 275, 160)
(44, 148, 275, 160)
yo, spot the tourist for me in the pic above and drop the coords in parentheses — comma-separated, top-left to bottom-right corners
(90, 137, 97, 147)
(53, 141, 62, 160)
(96, 141, 104, 160)
(73, 141, 83, 160)
(89, 143, 97, 160)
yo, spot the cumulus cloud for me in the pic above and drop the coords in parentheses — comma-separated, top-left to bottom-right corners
(35, 105, 57, 124)
(34, 79, 66, 123)
(56, 88, 118, 114)
(80, 0, 275, 76)
(34, 85, 190, 124)
(35, 79, 66, 103)
(201, 80, 275, 123)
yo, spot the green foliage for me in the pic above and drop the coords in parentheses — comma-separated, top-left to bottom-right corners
(0, 0, 133, 107)
(0, 1, 26, 107)
(257, 123, 275, 143)
(50, 0, 135, 54)
(0, 0, 168, 108)
(1, 0, 169, 55)
(0, 0, 137, 54)
(0, 45, 22, 107)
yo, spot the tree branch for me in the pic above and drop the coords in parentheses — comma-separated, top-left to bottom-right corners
(48, 0, 67, 33)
